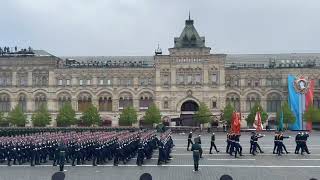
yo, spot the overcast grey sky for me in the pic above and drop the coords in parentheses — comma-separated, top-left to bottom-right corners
(1, 0, 319, 56)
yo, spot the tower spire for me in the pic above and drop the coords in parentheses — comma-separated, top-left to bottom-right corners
(188, 11, 191, 20)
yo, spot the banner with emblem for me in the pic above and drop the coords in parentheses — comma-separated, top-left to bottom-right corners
(288, 75, 314, 130)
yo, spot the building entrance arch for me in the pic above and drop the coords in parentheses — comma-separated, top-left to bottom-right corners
(178, 100, 199, 126)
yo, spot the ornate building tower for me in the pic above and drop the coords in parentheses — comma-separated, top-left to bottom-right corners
(154, 16, 226, 126)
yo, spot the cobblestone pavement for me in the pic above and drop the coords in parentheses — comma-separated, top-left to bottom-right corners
(1, 131, 320, 180)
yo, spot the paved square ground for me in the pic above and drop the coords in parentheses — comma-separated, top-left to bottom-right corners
(1, 131, 320, 180)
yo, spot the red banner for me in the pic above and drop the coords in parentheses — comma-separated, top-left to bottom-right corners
(231, 112, 241, 134)
(305, 79, 315, 131)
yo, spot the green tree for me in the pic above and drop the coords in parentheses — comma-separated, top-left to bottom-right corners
(31, 105, 51, 127)
(7, 105, 27, 127)
(0, 112, 9, 127)
(276, 102, 295, 130)
(80, 104, 101, 126)
(246, 103, 268, 127)
(223, 103, 235, 126)
(194, 102, 212, 125)
(144, 103, 161, 125)
(304, 106, 320, 123)
(56, 103, 77, 127)
(119, 106, 138, 126)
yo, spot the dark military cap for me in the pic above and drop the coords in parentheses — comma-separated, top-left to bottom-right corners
(139, 173, 152, 180)
(51, 172, 65, 180)
(220, 175, 233, 180)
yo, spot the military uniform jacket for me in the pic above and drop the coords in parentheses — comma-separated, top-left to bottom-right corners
(191, 143, 202, 162)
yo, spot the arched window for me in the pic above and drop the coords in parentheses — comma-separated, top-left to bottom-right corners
(18, 94, 27, 112)
(0, 93, 10, 112)
(246, 92, 260, 111)
(119, 92, 133, 110)
(78, 92, 92, 112)
(267, 93, 281, 112)
(58, 92, 72, 110)
(98, 93, 112, 112)
(226, 93, 240, 111)
(34, 93, 47, 111)
(139, 92, 153, 111)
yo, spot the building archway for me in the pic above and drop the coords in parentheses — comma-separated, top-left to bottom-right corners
(178, 100, 199, 126)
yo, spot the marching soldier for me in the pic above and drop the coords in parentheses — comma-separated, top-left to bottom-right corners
(58, 141, 67, 171)
(301, 132, 310, 155)
(294, 132, 303, 154)
(234, 134, 243, 158)
(250, 132, 265, 155)
(187, 131, 193, 151)
(191, 138, 202, 172)
(277, 132, 290, 156)
(209, 133, 219, 154)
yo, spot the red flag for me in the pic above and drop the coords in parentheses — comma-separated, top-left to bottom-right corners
(254, 111, 263, 131)
(305, 79, 315, 131)
(231, 112, 241, 134)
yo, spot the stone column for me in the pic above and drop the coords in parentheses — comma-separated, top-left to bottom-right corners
(170, 67, 176, 88)
(28, 71, 33, 86)
(71, 97, 78, 111)
(26, 95, 34, 112)
(203, 66, 209, 86)
(133, 98, 139, 111)
(48, 71, 55, 86)
(12, 71, 17, 86)
(92, 97, 99, 108)
(133, 76, 139, 88)
(10, 97, 18, 110)
(112, 98, 118, 112)
(92, 76, 97, 86)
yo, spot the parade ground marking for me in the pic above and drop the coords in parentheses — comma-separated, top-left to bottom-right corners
(168, 153, 320, 156)
(289, 159, 320, 161)
(207, 159, 256, 161)
(2, 164, 320, 168)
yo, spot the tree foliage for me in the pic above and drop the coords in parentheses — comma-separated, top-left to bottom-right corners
(304, 106, 320, 123)
(144, 103, 161, 125)
(80, 104, 101, 126)
(276, 102, 295, 130)
(223, 103, 235, 126)
(31, 105, 51, 127)
(119, 106, 138, 126)
(194, 102, 212, 124)
(56, 103, 77, 127)
(8, 105, 27, 127)
(246, 103, 268, 127)
(0, 112, 9, 127)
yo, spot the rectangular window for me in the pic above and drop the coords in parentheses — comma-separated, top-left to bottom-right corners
(254, 80, 259, 87)
(127, 79, 132, 86)
(178, 74, 184, 85)
(66, 79, 70, 86)
(187, 75, 192, 84)
(211, 74, 217, 84)
(247, 80, 252, 87)
(87, 79, 91, 85)
(212, 101, 217, 108)
(58, 79, 63, 86)
(79, 79, 83, 86)
(107, 79, 111, 85)
(99, 79, 104, 85)
(163, 75, 169, 85)
(195, 74, 201, 84)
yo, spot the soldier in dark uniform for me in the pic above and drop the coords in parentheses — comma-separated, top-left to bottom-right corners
(209, 133, 219, 154)
(300, 132, 310, 155)
(136, 142, 145, 166)
(276, 132, 290, 156)
(229, 134, 236, 156)
(58, 142, 67, 171)
(250, 132, 264, 155)
(295, 132, 303, 154)
(187, 132, 193, 151)
(273, 132, 279, 154)
(191, 138, 202, 172)
(234, 134, 243, 158)
(226, 133, 231, 153)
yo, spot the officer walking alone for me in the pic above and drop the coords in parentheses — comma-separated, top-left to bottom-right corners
(209, 133, 219, 154)
(191, 138, 202, 172)
(187, 132, 193, 151)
